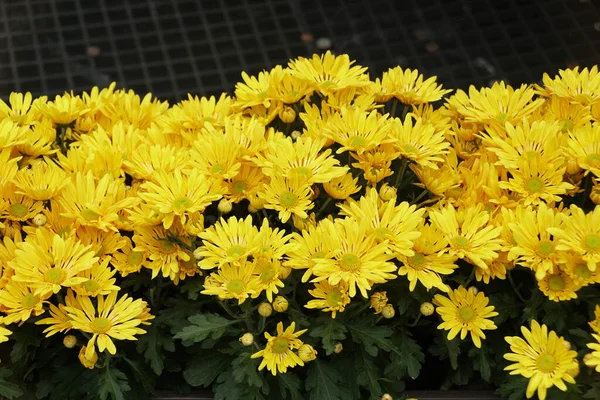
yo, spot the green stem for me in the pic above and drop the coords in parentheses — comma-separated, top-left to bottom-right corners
(402, 104, 411, 119)
(507, 271, 527, 303)
(218, 301, 239, 320)
(258, 317, 266, 334)
(374, 315, 384, 325)
(582, 175, 592, 208)
(261, 209, 270, 223)
(411, 189, 429, 205)
(408, 314, 421, 327)
(463, 268, 475, 288)
(316, 197, 332, 218)
(391, 99, 398, 118)
(417, 197, 438, 208)
(394, 158, 408, 188)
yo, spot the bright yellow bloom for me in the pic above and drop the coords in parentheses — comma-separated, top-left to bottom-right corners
(36, 292, 75, 336)
(565, 123, 600, 177)
(537, 268, 580, 302)
(369, 291, 388, 314)
(0, 92, 45, 126)
(188, 129, 242, 182)
(539, 66, 600, 106)
(504, 320, 578, 400)
(268, 66, 314, 104)
(12, 159, 68, 200)
(158, 93, 232, 136)
(562, 251, 600, 287)
(75, 226, 128, 263)
(391, 114, 449, 169)
(101, 90, 168, 130)
(235, 69, 275, 109)
(201, 260, 261, 304)
(259, 176, 314, 223)
(324, 107, 393, 154)
(434, 286, 497, 348)
(372, 66, 452, 104)
(429, 204, 502, 270)
(536, 96, 592, 133)
(252, 257, 285, 302)
(0, 321, 11, 343)
(351, 145, 398, 184)
(65, 291, 153, 361)
(589, 305, 600, 334)
(37, 92, 89, 125)
(223, 164, 265, 203)
(0, 119, 28, 149)
(305, 281, 350, 318)
(133, 224, 192, 279)
(72, 258, 119, 297)
(123, 144, 189, 180)
(323, 172, 361, 200)
(1, 184, 45, 222)
(0, 281, 48, 324)
(285, 222, 336, 283)
(251, 321, 307, 375)
(584, 333, 600, 372)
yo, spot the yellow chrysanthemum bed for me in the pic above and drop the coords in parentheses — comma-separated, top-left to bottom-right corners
(1, 54, 600, 400)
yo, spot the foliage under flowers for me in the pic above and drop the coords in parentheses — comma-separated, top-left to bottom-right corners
(1, 54, 600, 400)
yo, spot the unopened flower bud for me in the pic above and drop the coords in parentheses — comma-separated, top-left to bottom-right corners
(249, 195, 265, 211)
(379, 183, 396, 201)
(590, 186, 600, 205)
(567, 360, 580, 378)
(584, 353, 594, 366)
(193, 247, 204, 260)
(420, 302, 435, 316)
(273, 296, 289, 313)
(382, 304, 395, 319)
(279, 265, 292, 280)
(291, 130, 301, 140)
(298, 344, 317, 362)
(239, 333, 254, 346)
(333, 342, 343, 354)
(279, 106, 296, 124)
(33, 213, 47, 226)
(258, 302, 273, 317)
(381, 394, 393, 400)
(217, 198, 233, 214)
(563, 340, 572, 351)
(566, 158, 582, 176)
(370, 291, 388, 314)
(468, 287, 479, 295)
(63, 335, 77, 348)
(310, 185, 320, 201)
(78, 346, 97, 369)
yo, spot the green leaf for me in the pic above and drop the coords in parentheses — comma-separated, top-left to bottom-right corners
(174, 313, 239, 343)
(9, 323, 41, 363)
(0, 367, 24, 399)
(384, 330, 424, 380)
(469, 346, 494, 382)
(122, 357, 155, 395)
(213, 370, 245, 400)
(183, 351, 231, 387)
(496, 377, 528, 400)
(306, 360, 352, 400)
(542, 301, 567, 331)
(346, 321, 393, 357)
(231, 351, 264, 388)
(356, 349, 382, 399)
(98, 366, 131, 400)
(429, 335, 460, 370)
(277, 372, 303, 400)
(489, 292, 520, 324)
(309, 315, 347, 355)
(136, 323, 175, 375)
(180, 278, 204, 300)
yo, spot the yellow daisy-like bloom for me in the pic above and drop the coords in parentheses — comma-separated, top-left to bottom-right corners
(35, 292, 75, 336)
(0, 281, 48, 324)
(251, 321, 307, 375)
(429, 204, 503, 270)
(252, 257, 285, 302)
(369, 291, 388, 314)
(433, 286, 498, 348)
(372, 66, 452, 104)
(259, 176, 314, 223)
(65, 291, 153, 361)
(537, 96, 592, 133)
(188, 129, 242, 183)
(390, 114, 449, 169)
(0, 321, 11, 343)
(13, 159, 68, 200)
(507, 204, 562, 279)
(561, 251, 600, 287)
(0, 148, 20, 189)
(123, 144, 188, 181)
(235, 69, 274, 109)
(139, 169, 223, 229)
(498, 155, 573, 206)
(305, 281, 350, 318)
(0, 92, 45, 126)
(539, 66, 600, 106)
(589, 305, 600, 334)
(351, 146, 397, 184)
(101, 90, 168, 130)
(548, 205, 600, 271)
(311, 218, 397, 298)
(504, 320, 578, 400)
(288, 51, 370, 95)
(201, 260, 261, 304)
(158, 93, 232, 136)
(37, 92, 89, 126)
(10, 230, 98, 297)
(133, 224, 192, 279)
(75, 226, 128, 263)
(223, 164, 265, 203)
(397, 222, 458, 292)
(324, 107, 393, 155)
(15, 119, 56, 158)
(584, 333, 600, 372)
(285, 222, 336, 283)
(196, 215, 260, 269)
(0, 119, 28, 149)
(537, 268, 580, 302)
(72, 258, 119, 297)
(475, 252, 510, 284)
(322, 172, 361, 200)
(446, 82, 544, 126)
(1, 184, 45, 222)
(110, 239, 148, 277)
(565, 123, 600, 177)
(268, 66, 314, 104)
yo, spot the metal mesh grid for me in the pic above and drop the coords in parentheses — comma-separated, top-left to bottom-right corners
(0, 0, 599, 101)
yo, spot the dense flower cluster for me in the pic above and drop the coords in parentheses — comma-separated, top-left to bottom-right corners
(1, 54, 600, 399)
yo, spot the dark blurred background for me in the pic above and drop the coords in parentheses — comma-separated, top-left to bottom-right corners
(0, 0, 599, 101)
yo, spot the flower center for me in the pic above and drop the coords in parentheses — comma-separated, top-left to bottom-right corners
(402, 144, 418, 154)
(172, 196, 191, 210)
(227, 279, 245, 294)
(548, 275, 565, 290)
(574, 263, 592, 279)
(291, 166, 312, 177)
(326, 290, 343, 307)
(57, 228, 71, 238)
(339, 253, 361, 271)
(10, 203, 27, 217)
(90, 317, 112, 334)
(281, 192, 298, 208)
(21, 293, 39, 308)
(82, 279, 99, 293)
(535, 240, 555, 257)
(159, 239, 176, 253)
(44, 267, 65, 284)
(127, 251, 144, 266)
(452, 236, 470, 249)
(537, 353, 556, 373)
(232, 181, 247, 194)
(211, 164, 224, 174)
(374, 227, 391, 241)
(260, 268, 276, 282)
(350, 136, 366, 147)
(525, 177, 544, 193)
(81, 208, 100, 221)
(272, 337, 290, 354)
(496, 112, 508, 122)
(458, 306, 475, 322)
(559, 119, 573, 132)
(408, 253, 426, 271)
(227, 245, 246, 258)
(585, 153, 600, 167)
(583, 234, 600, 251)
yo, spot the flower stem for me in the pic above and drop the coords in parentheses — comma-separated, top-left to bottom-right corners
(507, 271, 527, 303)
(411, 188, 429, 205)
(391, 99, 398, 118)
(218, 301, 239, 320)
(316, 197, 332, 218)
(394, 158, 409, 188)
(408, 314, 421, 327)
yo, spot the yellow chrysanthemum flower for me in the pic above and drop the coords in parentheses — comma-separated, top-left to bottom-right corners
(369, 291, 388, 314)
(110, 238, 148, 277)
(65, 291, 153, 361)
(268, 66, 314, 104)
(252, 257, 285, 302)
(123, 144, 189, 180)
(390, 114, 449, 169)
(584, 333, 600, 372)
(14, 119, 56, 158)
(188, 129, 242, 182)
(0, 92, 45, 126)
(351, 145, 397, 184)
(37, 92, 89, 126)
(561, 251, 600, 287)
(13, 159, 68, 200)
(589, 305, 600, 334)
(158, 93, 232, 135)
(223, 164, 265, 203)
(72, 258, 119, 297)
(433, 286, 498, 348)
(259, 176, 313, 223)
(201, 260, 261, 304)
(372, 66, 452, 104)
(548, 205, 600, 271)
(539, 66, 600, 106)
(0, 321, 11, 343)
(311, 218, 397, 298)
(251, 321, 307, 375)
(35, 292, 75, 336)
(0, 119, 28, 149)
(429, 204, 502, 270)
(75, 226, 128, 263)
(565, 123, 600, 177)
(324, 107, 393, 155)
(537, 268, 580, 302)
(133, 224, 192, 279)
(285, 222, 336, 283)
(537, 96, 592, 132)
(288, 51, 370, 95)
(411, 150, 461, 197)
(0, 281, 48, 324)
(102, 90, 168, 130)
(504, 320, 578, 400)
(235, 69, 275, 109)
(305, 281, 350, 318)
(322, 172, 361, 200)
(1, 184, 45, 222)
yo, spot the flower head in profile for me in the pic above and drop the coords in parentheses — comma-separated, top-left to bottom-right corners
(372, 66, 452, 104)
(539, 65, 600, 106)
(504, 320, 578, 400)
(584, 333, 600, 372)
(251, 321, 307, 375)
(433, 286, 498, 348)
(0, 319, 12, 343)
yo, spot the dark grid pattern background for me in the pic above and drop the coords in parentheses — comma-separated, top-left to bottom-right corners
(0, 0, 599, 101)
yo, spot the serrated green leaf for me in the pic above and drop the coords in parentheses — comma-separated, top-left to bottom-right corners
(542, 301, 567, 331)
(174, 313, 239, 343)
(356, 349, 382, 399)
(306, 360, 352, 400)
(309, 316, 347, 355)
(0, 367, 23, 399)
(9, 323, 41, 363)
(136, 323, 175, 375)
(469, 346, 494, 382)
(429, 335, 460, 370)
(98, 366, 131, 400)
(346, 321, 393, 357)
(277, 372, 303, 400)
(122, 357, 155, 395)
(180, 278, 204, 300)
(384, 330, 424, 380)
(489, 292, 520, 324)
(496, 377, 528, 400)
(183, 350, 231, 387)
(232, 351, 263, 388)
(213, 370, 245, 400)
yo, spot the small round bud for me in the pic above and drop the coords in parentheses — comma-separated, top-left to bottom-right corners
(567, 360, 580, 378)
(33, 213, 47, 226)
(379, 184, 396, 201)
(566, 158, 582, 176)
(278, 106, 296, 124)
(381, 394, 393, 400)
(310, 184, 320, 201)
(63, 335, 77, 348)
(258, 302, 273, 317)
(370, 291, 388, 314)
(333, 342, 343, 354)
(563, 340, 572, 351)
(584, 353, 594, 366)
(249, 195, 265, 211)
(468, 287, 479, 295)
(273, 296, 289, 313)
(590, 186, 600, 205)
(298, 344, 317, 362)
(193, 247, 204, 260)
(457, 127, 477, 141)
(217, 198, 233, 214)
(420, 302, 435, 316)
(279, 264, 292, 280)
(382, 304, 395, 319)
(78, 346, 98, 369)
(248, 204, 258, 213)
(239, 333, 254, 346)
(291, 130, 301, 140)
